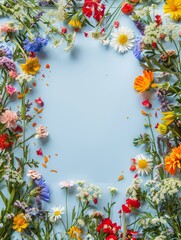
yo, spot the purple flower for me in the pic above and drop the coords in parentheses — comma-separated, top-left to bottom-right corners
(133, 21, 145, 35)
(23, 36, 48, 52)
(38, 0, 58, 6)
(133, 37, 143, 61)
(0, 46, 12, 59)
(35, 178, 50, 202)
(0, 57, 16, 71)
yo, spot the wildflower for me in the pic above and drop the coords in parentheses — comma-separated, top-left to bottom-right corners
(77, 219, 85, 226)
(106, 235, 118, 240)
(35, 97, 44, 106)
(0, 57, 16, 71)
(59, 181, 75, 189)
(68, 15, 82, 29)
(120, 229, 138, 239)
(9, 70, 18, 79)
(161, 111, 175, 126)
(27, 169, 41, 180)
(16, 73, 34, 85)
(97, 218, 121, 235)
(13, 213, 28, 232)
(35, 125, 48, 138)
(21, 58, 41, 75)
(156, 123, 168, 135)
(0, 110, 18, 128)
(108, 187, 118, 195)
(36, 148, 43, 156)
(68, 226, 82, 240)
(0, 23, 15, 33)
(164, 0, 181, 21)
(34, 177, 50, 202)
(135, 154, 153, 175)
(133, 37, 143, 60)
(142, 99, 152, 108)
(121, 3, 134, 15)
(90, 211, 104, 219)
(0, 45, 12, 58)
(49, 206, 65, 222)
(6, 85, 16, 96)
(134, 70, 154, 93)
(23, 36, 48, 52)
(164, 145, 181, 174)
(82, 0, 105, 22)
(110, 26, 134, 53)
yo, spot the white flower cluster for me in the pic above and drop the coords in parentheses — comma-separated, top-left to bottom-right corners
(76, 181, 102, 203)
(126, 177, 142, 199)
(145, 178, 181, 205)
(131, 4, 157, 20)
(139, 216, 168, 229)
(16, 74, 34, 85)
(143, 22, 179, 45)
(108, 186, 118, 194)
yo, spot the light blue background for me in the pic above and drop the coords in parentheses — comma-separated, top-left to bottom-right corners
(30, 15, 149, 218)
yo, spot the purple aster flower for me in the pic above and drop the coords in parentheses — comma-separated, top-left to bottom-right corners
(38, 0, 58, 6)
(0, 46, 12, 59)
(35, 11, 45, 21)
(23, 36, 48, 52)
(35, 178, 50, 202)
(0, 57, 16, 71)
(133, 37, 143, 61)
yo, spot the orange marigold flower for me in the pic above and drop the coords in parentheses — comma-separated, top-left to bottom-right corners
(134, 70, 154, 93)
(164, 145, 181, 175)
(161, 111, 175, 126)
(68, 226, 82, 240)
(13, 213, 29, 232)
(21, 58, 41, 75)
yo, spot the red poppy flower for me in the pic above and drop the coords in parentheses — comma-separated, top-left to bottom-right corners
(121, 3, 134, 15)
(0, 133, 13, 150)
(82, 0, 105, 22)
(121, 204, 131, 213)
(106, 234, 118, 240)
(126, 198, 140, 208)
(120, 229, 138, 240)
(97, 218, 120, 235)
(142, 99, 152, 108)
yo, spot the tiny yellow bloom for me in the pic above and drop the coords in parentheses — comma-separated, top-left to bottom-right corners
(68, 226, 82, 240)
(161, 111, 175, 126)
(156, 123, 168, 135)
(13, 213, 28, 232)
(164, 0, 181, 21)
(68, 19, 82, 29)
(21, 58, 41, 75)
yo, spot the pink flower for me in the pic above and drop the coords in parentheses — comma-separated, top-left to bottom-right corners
(0, 23, 15, 33)
(35, 97, 44, 106)
(9, 70, 18, 79)
(0, 109, 18, 128)
(59, 181, 75, 189)
(6, 85, 16, 96)
(27, 169, 41, 179)
(35, 125, 48, 138)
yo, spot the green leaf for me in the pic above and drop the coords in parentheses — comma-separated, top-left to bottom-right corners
(0, 191, 8, 206)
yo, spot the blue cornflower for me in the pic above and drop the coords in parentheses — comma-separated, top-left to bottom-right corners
(0, 46, 12, 59)
(35, 178, 50, 202)
(23, 36, 48, 52)
(133, 37, 143, 61)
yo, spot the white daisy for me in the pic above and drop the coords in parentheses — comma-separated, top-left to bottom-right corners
(49, 206, 65, 222)
(110, 26, 134, 53)
(135, 154, 153, 175)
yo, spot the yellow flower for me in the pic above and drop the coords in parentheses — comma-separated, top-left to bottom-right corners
(68, 19, 82, 29)
(156, 123, 168, 135)
(161, 111, 175, 126)
(21, 58, 41, 75)
(13, 213, 28, 232)
(134, 70, 154, 93)
(68, 226, 82, 240)
(165, 144, 181, 175)
(164, 0, 181, 21)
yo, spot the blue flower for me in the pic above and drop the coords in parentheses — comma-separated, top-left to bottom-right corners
(35, 178, 50, 202)
(0, 46, 12, 59)
(23, 36, 48, 52)
(133, 37, 143, 61)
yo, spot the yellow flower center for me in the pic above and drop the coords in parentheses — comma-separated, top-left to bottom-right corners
(118, 34, 128, 45)
(138, 159, 148, 169)
(170, 4, 177, 11)
(54, 210, 61, 216)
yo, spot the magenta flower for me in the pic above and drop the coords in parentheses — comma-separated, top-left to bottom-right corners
(6, 85, 16, 96)
(35, 97, 44, 106)
(0, 109, 18, 128)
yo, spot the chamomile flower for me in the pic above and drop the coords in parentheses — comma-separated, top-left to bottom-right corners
(49, 206, 65, 222)
(135, 154, 153, 175)
(110, 26, 134, 53)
